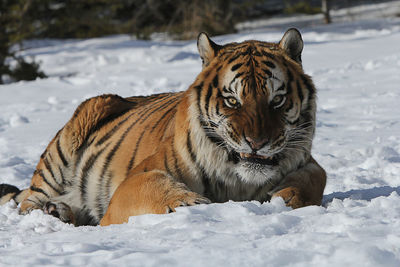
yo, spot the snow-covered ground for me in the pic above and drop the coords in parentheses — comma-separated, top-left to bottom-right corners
(1, 2, 400, 266)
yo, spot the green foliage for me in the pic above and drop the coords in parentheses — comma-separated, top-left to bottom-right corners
(0, 0, 328, 84)
(165, 0, 236, 40)
(27, 0, 125, 39)
(284, 1, 321, 15)
(11, 58, 47, 82)
(122, 0, 237, 40)
(0, 0, 46, 84)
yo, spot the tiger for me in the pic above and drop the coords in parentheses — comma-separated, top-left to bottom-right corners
(0, 28, 326, 226)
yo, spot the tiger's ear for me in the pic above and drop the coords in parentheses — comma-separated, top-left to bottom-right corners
(197, 32, 221, 68)
(279, 28, 304, 65)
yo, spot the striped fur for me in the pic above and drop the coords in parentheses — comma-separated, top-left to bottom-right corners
(0, 29, 326, 226)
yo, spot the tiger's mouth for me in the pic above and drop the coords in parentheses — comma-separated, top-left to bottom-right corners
(228, 151, 278, 166)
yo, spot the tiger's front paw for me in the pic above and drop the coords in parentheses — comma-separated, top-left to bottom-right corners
(272, 187, 306, 209)
(43, 201, 75, 225)
(165, 192, 211, 213)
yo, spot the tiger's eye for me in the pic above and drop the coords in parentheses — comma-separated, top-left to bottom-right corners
(272, 95, 283, 104)
(224, 97, 240, 108)
(228, 97, 237, 105)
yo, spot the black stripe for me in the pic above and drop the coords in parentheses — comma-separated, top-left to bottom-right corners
(86, 109, 133, 148)
(204, 84, 213, 118)
(76, 138, 95, 168)
(296, 80, 304, 103)
(58, 166, 66, 185)
(43, 157, 56, 183)
(95, 112, 135, 146)
(172, 145, 185, 182)
(30, 185, 50, 198)
(261, 50, 275, 59)
(96, 115, 144, 209)
(222, 86, 234, 94)
(139, 95, 180, 124)
(262, 60, 276, 68)
(231, 72, 244, 85)
(212, 74, 219, 88)
(246, 59, 252, 66)
(216, 102, 221, 116)
(276, 83, 286, 92)
(253, 60, 259, 68)
(186, 131, 197, 164)
(126, 127, 147, 176)
(104, 170, 113, 216)
(125, 92, 171, 102)
(244, 46, 253, 56)
(253, 50, 262, 57)
(209, 120, 218, 128)
(196, 82, 205, 120)
(286, 78, 293, 95)
(95, 94, 171, 147)
(100, 119, 139, 179)
(186, 131, 213, 200)
(231, 63, 243, 71)
(301, 75, 315, 101)
(80, 146, 108, 202)
(164, 153, 173, 177)
(35, 169, 62, 195)
(97, 170, 112, 219)
(287, 69, 294, 83)
(149, 102, 178, 133)
(262, 68, 272, 77)
(228, 54, 242, 64)
(194, 82, 204, 92)
(56, 139, 68, 167)
(200, 120, 227, 148)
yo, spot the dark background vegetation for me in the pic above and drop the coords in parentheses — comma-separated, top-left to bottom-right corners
(0, 0, 394, 84)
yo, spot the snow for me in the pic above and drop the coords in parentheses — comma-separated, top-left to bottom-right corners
(1, 2, 400, 266)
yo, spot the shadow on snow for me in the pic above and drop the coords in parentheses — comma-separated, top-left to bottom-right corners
(322, 185, 400, 206)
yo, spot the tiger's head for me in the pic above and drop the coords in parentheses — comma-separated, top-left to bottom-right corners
(190, 29, 316, 186)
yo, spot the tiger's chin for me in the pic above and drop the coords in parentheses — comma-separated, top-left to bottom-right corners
(235, 164, 281, 186)
(229, 151, 283, 186)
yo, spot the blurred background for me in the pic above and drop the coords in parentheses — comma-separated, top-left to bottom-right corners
(1, 0, 398, 84)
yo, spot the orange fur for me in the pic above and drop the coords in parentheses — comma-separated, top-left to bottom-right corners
(272, 157, 326, 208)
(1, 29, 326, 226)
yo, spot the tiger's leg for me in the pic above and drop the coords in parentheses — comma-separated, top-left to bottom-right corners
(18, 170, 75, 224)
(271, 156, 326, 209)
(100, 170, 210, 226)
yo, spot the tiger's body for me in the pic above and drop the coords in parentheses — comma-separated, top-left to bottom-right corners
(0, 29, 326, 226)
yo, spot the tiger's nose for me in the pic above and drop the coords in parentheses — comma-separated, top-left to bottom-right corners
(245, 136, 269, 151)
